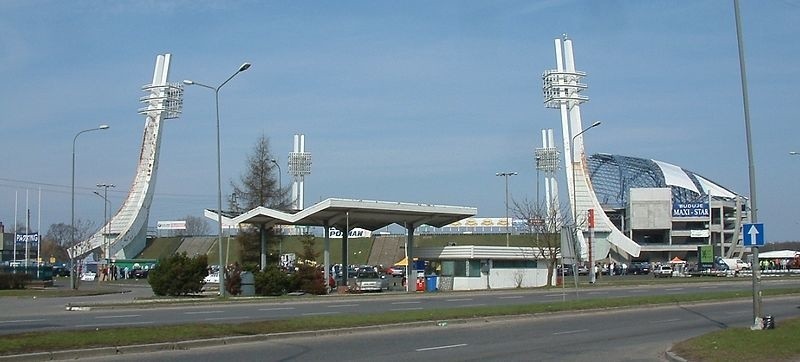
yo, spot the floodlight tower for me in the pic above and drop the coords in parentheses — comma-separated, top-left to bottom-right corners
(288, 134, 312, 211)
(535, 129, 560, 232)
(542, 35, 589, 228)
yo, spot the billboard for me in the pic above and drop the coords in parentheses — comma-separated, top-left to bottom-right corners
(156, 221, 187, 230)
(15, 233, 39, 248)
(327, 228, 372, 239)
(672, 202, 709, 218)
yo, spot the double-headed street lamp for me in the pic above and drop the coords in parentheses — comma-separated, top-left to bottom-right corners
(570, 120, 601, 284)
(496, 172, 518, 247)
(184, 62, 251, 297)
(71, 124, 110, 290)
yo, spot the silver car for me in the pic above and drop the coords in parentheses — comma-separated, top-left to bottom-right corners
(352, 270, 387, 292)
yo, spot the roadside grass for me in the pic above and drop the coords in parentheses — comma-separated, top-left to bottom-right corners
(671, 316, 800, 362)
(1, 287, 798, 356)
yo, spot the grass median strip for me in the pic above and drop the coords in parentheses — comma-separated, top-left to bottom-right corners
(671, 316, 800, 361)
(1, 287, 799, 356)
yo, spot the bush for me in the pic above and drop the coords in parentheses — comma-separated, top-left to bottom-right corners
(148, 253, 207, 296)
(289, 264, 327, 295)
(225, 262, 242, 296)
(0, 273, 31, 290)
(254, 265, 290, 296)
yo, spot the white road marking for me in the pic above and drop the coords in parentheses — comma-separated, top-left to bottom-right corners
(627, 289, 647, 293)
(204, 316, 251, 321)
(650, 318, 681, 324)
(725, 310, 749, 315)
(185, 310, 224, 315)
(391, 307, 424, 311)
(699, 286, 718, 289)
(416, 343, 468, 352)
(391, 301, 422, 305)
(498, 296, 523, 299)
(327, 304, 359, 308)
(95, 315, 141, 319)
(459, 304, 487, 308)
(553, 329, 589, 335)
(587, 291, 608, 295)
(446, 298, 473, 302)
(76, 321, 154, 328)
(544, 294, 565, 297)
(665, 288, 684, 291)
(0, 319, 47, 324)
(301, 312, 340, 316)
(258, 307, 295, 311)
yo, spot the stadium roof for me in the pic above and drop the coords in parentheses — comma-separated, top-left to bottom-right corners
(232, 198, 477, 232)
(588, 153, 741, 208)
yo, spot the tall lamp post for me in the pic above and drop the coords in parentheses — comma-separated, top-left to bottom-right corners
(184, 62, 251, 297)
(570, 120, 601, 283)
(71, 124, 110, 290)
(270, 158, 283, 258)
(270, 158, 282, 192)
(496, 172, 518, 247)
(94, 183, 115, 266)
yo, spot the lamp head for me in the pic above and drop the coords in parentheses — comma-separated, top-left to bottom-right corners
(98, 124, 110, 130)
(238, 63, 251, 72)
(182, 80, 194, 85)
(590, 121, 602, 128)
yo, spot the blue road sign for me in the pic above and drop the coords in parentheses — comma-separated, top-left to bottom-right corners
(743, 223, 765, 246)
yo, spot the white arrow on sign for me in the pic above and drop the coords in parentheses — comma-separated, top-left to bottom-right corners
(748, 224, 759, 244)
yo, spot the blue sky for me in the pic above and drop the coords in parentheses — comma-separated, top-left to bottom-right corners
(1, 1, 798, 242)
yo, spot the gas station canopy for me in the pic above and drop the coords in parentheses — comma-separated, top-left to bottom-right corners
(232, 198, 477, 231)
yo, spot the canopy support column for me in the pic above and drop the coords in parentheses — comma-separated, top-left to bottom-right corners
(405, 221, 416, 293)
(323, 222, 331, 293)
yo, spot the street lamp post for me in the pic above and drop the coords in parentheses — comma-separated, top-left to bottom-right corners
(270, 158, 282, 192)
(270, 158, 283, 257)
(184, 62, 251, 297)
(94, 183, 115, 267)
(570, 120, 601, 284)
(71, 125, 110, 290)
(496, 172, 517, 247)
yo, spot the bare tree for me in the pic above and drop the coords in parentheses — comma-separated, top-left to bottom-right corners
(183, 215, 210, 236)
(45, 219, 95, 247)
(511, 197, 570, 287)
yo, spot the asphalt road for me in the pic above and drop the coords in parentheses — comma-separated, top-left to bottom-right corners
(80, 297, 800, 361)
(1, 278, 797, 336)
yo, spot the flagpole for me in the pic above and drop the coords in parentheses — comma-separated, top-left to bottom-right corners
(37, 187, 42, 278)
(13, 191, 17, 265)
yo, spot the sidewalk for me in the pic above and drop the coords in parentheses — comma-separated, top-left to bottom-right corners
(1, 277, 155, 315)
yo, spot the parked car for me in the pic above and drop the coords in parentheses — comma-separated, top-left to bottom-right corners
(52, 265, 71, 277)
(628, 262, 651, 275)
(351, 270, 387, 292)
(132, 268, 149, 279)
(386, 265, 406, 277)
(653, 265, 673, 278)
(203, 272, 220, 284)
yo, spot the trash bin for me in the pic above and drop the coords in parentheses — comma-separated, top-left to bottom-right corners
(426, 275, 438, 292)
(763, 315, 775, 329)
(240, 271, 255, 296)
(416, 276, 425, 292)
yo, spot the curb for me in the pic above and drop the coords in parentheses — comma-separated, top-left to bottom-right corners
(664, 350, 688, 362)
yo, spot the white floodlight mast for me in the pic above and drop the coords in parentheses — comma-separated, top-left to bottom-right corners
(289, 134, 312, 210)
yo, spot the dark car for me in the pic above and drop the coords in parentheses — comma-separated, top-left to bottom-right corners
(52, 265, 71, 277)
(132, 268, 149, 279)
(628, 262, 651, 275)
